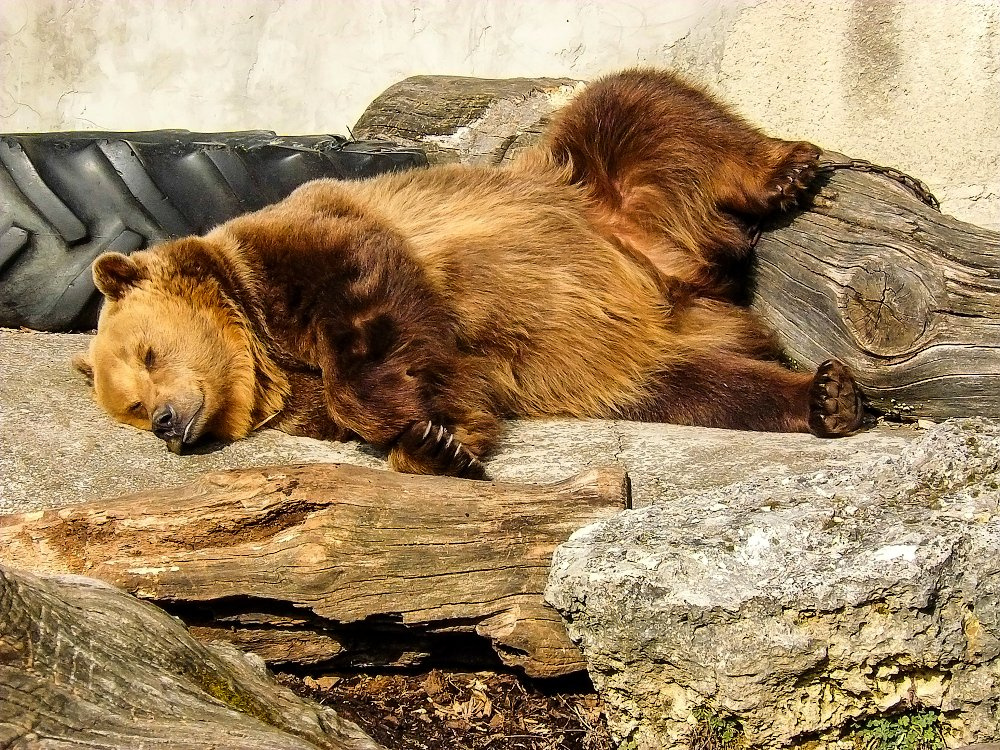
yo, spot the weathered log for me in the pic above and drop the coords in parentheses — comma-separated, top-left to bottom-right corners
(0, 563, 384, 750)
(357, 76, 1000, 421)
(753, 156, 1000, 420)
(354, 74, 580, 165)
(0, 463, 629, 678)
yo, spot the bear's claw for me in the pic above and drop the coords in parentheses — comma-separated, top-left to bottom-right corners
(396, 420, 488, 479)
(764, 143, 821, 213)
(808, 359, 865, 437)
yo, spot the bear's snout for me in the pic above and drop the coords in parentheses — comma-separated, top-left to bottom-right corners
(152, 403, 190, 454)
(151, 403, 178, 434)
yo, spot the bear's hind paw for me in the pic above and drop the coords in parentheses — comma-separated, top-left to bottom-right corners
(763, 142, 821, 213)
(808, 359, 865, 438)
(391, 420, 488, 479)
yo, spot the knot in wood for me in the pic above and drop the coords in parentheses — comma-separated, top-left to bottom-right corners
(842, 256, 934, 357)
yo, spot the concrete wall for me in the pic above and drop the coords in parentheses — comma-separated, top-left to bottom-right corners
(2, 0, 999, 228)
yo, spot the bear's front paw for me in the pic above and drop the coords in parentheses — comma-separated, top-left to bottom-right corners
(764, 142, 821, 213)
(391, 420, 488, 479)
(808, 359, 865, 437)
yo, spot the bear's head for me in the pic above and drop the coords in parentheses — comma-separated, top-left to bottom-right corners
(75, 241, 280, 453)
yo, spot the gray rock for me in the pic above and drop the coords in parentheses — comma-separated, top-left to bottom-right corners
(1, 328, 918, 513)
(545, 419, 1000, 749)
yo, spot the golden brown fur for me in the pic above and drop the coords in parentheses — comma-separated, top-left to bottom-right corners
(76, 69, 864, 477)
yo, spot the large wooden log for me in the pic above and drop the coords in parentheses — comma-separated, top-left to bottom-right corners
(0, 463, 629, 678)
(0, 564, 385, 750)
(358, 77, 1000, 421)
(753, 156, 1000, 420)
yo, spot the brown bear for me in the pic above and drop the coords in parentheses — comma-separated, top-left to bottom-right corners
(75, 68, 864, 478)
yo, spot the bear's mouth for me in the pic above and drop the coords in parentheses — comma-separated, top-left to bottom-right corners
(164, 436, 186, 455)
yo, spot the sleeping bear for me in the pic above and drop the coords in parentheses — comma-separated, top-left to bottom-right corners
(74, 69, 864, 478)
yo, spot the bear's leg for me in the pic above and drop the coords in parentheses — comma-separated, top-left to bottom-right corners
(386, 389, 502, 478)
(305, 231, 506, 478)
(638, 354, 864, 436)
(319, 324, 501, 478)
(540, 69, 823, 225)
(807, 359, 868, 437)
(322, 368, 500, 479)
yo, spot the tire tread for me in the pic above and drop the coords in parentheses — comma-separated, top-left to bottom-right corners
(0, 130, 426, 331)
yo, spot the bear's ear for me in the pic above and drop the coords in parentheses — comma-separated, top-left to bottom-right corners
(93, 252, 147, 300)
(72, 352, 94, 386)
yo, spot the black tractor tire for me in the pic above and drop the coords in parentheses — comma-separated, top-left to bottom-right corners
(0, 131, 427, 331)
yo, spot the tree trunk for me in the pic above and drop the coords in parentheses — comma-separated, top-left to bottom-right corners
(0, 564, 385, 750)
(752, 156, 1000, 420)
(0, 463, 629, 678)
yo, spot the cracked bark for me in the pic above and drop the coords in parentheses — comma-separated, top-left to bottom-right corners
(0, 463, 629, 679)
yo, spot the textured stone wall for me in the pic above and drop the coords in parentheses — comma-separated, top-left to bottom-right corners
(3, 0, 999, 227)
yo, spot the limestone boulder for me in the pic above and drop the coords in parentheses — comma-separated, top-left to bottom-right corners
(546, 419, 1000, 749)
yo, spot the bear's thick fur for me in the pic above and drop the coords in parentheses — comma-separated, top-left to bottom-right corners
(76, 69, 864, 478)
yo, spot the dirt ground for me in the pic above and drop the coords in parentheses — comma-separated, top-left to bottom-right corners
(281, 669, 615, 750)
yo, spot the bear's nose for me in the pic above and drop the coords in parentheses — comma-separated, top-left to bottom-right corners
(151, 404, 178, 437)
